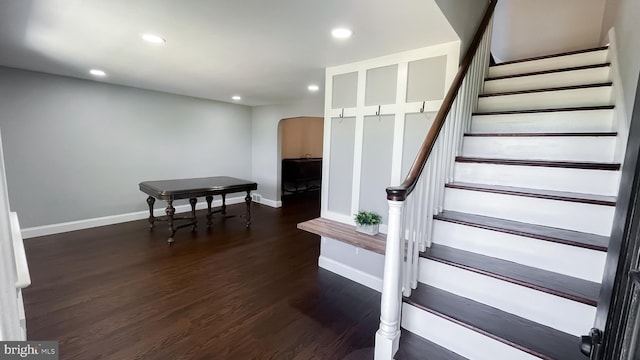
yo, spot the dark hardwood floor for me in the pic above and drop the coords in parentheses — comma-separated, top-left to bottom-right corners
(22, 192, 381, 360)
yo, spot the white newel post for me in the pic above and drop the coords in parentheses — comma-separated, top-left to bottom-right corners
(375, 200, 404, 360)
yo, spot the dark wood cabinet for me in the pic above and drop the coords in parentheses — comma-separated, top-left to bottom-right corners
(282, 158, 322, 197)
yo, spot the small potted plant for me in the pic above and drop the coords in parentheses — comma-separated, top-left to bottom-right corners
(354, 210, 382, 236)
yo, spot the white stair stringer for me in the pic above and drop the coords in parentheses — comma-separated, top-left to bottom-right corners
(418, 258, 595, 336)
(402, 303, 540, 360)
(443, 186, 615, 236)
(488, 49, 609, 78)
(461, 135, 616, 162)
(471, 109, 614, 133)
(477, 85, 612, 112)
(432, 220, 607, 282)
(484, 65, 610, 94)
(454, 162, 620, 196)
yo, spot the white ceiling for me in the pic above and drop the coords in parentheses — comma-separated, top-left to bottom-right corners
(0, 0, 458, 106)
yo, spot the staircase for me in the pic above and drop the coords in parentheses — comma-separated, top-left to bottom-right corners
(393, 47, 620, 359)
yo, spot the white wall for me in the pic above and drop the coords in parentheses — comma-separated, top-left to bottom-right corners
(319, 237, 384, 292)
(0, 67, 253, 228)
(491, 0, 606, 62)
(250, 99, 324, 206)
(600, 0, 621, 42)
(594, 0, 640, 332)
(319, 43, 459, 289)
(280, 117, 324, 159)
(435, 0, 490, 59)
(607, 0, 640, 120)
(0, 130, 21, 340)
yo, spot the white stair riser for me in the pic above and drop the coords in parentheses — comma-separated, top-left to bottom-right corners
(454, 162, 620, 196)
(432, 220, 607, 282)
(484, 67, 610, 94)
(471, 110, 614, 133)
(488, 50, 609, 78)
(462, 136, 616, 162)
(402, 304, 539, 360)
(443, 187, 615, 236)
(477, 87, 612, 112)
(418, 258, 595, 336)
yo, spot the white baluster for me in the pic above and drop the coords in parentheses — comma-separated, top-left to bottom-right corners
(403, 196, 415, 297)
(450, 98, 462, 180)
(413, 175, 426, 288)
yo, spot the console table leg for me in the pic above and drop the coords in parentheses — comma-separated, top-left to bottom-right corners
(221, 194, 227, 216)
(206, 195, 213, 227)
(189, 197, 198, 232)
(245, 191, 252, 228)
(146, 196, 156, 230)
(165, 200, 176, 244)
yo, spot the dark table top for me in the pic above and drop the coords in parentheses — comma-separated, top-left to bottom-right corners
(139, 176, 258, 200)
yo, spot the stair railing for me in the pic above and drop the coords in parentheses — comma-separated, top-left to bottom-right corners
(374, 1, 497, 358)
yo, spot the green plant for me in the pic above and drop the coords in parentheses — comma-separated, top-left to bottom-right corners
(354, 210, 382, 226)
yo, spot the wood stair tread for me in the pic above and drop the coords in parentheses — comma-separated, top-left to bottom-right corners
(455, 157, 621, 171)
(486, 63, 611, 81)
(464, 132, 617, 137)
(404, 284, 584, 360)
(395, 329, 468, 360)
(479, 82, 612, 98)
(473, 105, 614, 116)
(445, 182, 617, 206)
(491, 46, 608, 67)
(422, 244, 600, 305)
(435, 210, 609, 251)
(297, 217, 386, 255)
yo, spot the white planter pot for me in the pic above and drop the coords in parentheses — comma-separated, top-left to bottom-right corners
(356, 224, 379, 236)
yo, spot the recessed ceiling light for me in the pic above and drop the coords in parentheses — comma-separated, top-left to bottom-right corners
(89, 69, 106, 77)
(331, 28, 352, 39)
(141, 33, 166, 44)
(308, 84, 320, 92)
(232, 95, 242, 101)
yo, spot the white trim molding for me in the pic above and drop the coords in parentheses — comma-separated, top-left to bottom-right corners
(21, 196, 247, 239)
(318, 255, 382, 292)
(255, 197, 282, 208)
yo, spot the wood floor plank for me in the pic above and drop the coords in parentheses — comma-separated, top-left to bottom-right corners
(22, 193, 381, 360)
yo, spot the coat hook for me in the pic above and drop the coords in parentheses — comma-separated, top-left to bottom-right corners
(339, 108, 344, 118)
(420, 101, 425, 113)
(375, 105, 381, 116)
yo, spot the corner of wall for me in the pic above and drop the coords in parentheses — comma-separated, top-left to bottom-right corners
(606, 28, 631, 164)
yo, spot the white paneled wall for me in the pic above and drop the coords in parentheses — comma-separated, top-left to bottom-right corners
(321, 43, 460, 226)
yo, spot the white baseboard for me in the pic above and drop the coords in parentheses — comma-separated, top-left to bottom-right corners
(21, 196, 246, 239)
(318, 255, 383, 292)
(257, 197, 282, 208)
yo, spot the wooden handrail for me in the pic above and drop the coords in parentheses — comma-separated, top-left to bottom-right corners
(386, 0, 498, 201)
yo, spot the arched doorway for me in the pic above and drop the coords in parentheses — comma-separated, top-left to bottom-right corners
(278, 116, 324, 205)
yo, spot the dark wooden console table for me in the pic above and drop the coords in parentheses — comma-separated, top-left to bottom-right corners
(281, 158, 322, 196)
(139, 176, 258, 244)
